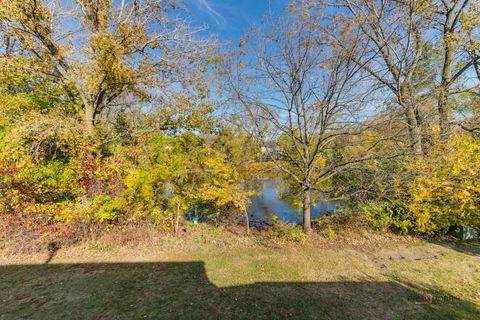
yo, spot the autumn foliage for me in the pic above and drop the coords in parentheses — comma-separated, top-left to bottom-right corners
(0, 0, 479, 249)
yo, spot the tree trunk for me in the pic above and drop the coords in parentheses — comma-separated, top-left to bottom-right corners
(175, 203, 181, 236)
(438, 86, 449, 140)
(85, 104, 95, 139)
(405, 106, 423, 155)
(302, 187, 312, 233)
(438, 26, 454, 140)
(474, 57, 480, 82)
(244, 209, 250, 235)
(399, 84, 423, 155)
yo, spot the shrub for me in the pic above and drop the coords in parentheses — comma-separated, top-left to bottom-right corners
(406, 134, 480, 234)
(361, 201, 412, 234)
(326, 226, 335, 238)
(314, 217, 324, 229)
(93, 196, 127, 223)
(268, 215, 307, 243)
(287, 225, 307, 244)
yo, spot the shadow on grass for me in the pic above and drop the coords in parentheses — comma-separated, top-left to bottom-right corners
(433, 237, 480, 257)
(1, 262, 478, 319)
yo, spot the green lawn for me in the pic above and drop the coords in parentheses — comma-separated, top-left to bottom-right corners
(1, 235, 479, 319)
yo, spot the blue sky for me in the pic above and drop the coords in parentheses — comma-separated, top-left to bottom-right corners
(186, 0, 290, 42)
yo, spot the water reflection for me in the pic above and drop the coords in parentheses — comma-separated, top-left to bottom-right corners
(247, 179, 336, 226)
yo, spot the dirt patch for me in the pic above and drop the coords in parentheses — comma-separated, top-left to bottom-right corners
(465, 263, 479, 273)
(375, 247, 444, 261)
(345, 246, 446, 270)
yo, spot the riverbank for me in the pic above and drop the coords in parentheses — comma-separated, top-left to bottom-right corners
(1, 225, 479, 319)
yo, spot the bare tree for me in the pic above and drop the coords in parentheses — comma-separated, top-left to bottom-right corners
(463, 1, 480, 86)
(330, 0, 429, 154)
(226, 9, 372, 232)
(432, 0, 478, 138)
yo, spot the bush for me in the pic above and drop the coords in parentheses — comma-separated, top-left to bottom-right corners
(406, 134, 480, 234)
(268, 215, 307, 243)
(362, 201, 412, 234)
(326, 226, 335, 238)
(93, 196, 127, 223)
(354, 133, 480, 236)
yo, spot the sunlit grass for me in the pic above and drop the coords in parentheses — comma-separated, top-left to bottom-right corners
(2, 237, 478, 319)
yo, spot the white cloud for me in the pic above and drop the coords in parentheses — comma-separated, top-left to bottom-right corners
(193, 0, 226, 26)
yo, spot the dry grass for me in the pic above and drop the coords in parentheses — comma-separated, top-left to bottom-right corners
(1, 224, 479, 319)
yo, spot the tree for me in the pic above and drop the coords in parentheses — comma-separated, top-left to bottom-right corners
(332, 0, 430, 154)
(431, 0, 479, 138)
(226, 6, 371, 232)
(331, 0, 480, 142)
(0, 0, 211, 140)
(461, 0, 480, 85)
